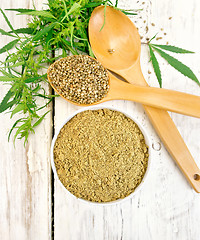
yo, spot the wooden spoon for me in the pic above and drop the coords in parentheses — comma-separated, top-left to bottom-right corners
(88, 6, 200, 192)
(47, 56, 200, 117)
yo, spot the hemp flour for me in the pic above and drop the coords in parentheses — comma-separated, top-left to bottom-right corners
(53, 109, 149, 203)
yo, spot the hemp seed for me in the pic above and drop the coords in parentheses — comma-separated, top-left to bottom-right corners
(48, 55, 109, 104)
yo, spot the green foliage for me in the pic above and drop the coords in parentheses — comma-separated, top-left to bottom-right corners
(149, 45, 162, 87)
(151, 44, 194, 54)
(0, 28, 16, 37)
(148, 38, 199, 87)
(18, 10, 57, 20)
(32, 22, 57, 41)
(100, 2, 108, 31)
(0, 39, 19, 54)
(0, 8, 18, 35)
(0, 88, 16, 113)
(152, 46, 199, 86)
(9, 27, 34, 34)
(0, 0, 136, 144)
(5, 8, 35, 13)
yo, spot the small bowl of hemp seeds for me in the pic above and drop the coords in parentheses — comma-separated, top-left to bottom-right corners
(51, 106, 151, 205)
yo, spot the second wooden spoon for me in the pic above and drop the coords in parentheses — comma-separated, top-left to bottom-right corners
(88, 6, 200, 192)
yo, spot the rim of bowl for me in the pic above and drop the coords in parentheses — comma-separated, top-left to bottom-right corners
(51, 106, 152, 206)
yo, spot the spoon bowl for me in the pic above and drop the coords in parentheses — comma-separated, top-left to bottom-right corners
(89, 6, 141, 71)
(47, 55, 200, 118)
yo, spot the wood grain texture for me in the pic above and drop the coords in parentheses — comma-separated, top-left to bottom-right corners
(0, 0, 200, 239)
(53, 0, 200, 240)
(0, 0, 52, 239)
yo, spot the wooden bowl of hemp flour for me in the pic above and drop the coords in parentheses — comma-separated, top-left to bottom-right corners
(51, 107, 151, 205)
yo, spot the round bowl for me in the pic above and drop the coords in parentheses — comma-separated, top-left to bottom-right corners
(51, 106, 152, 206)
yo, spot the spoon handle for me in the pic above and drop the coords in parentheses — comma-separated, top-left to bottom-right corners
(110, 74, 200, 118)
(117, 65, 200, 192)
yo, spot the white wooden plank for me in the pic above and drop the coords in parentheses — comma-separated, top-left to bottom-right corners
(53, 0, 200, 239)
(1, 0, 198, 239)
(0, 0, 52, 239)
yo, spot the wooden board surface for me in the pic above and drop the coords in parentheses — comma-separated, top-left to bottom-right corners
(0, 0, 200, 239)
(0, 1, 52, 239)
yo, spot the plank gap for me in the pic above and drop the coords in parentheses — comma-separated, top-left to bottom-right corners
(51, 88, 55, 239)
(50, 48, 56, 240)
